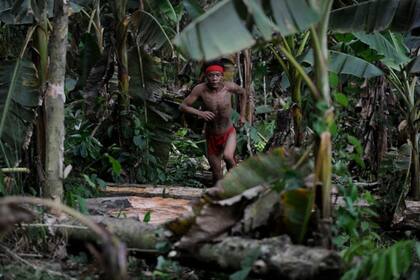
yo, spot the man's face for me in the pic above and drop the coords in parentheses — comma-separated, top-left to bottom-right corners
(206, 71, 223, 88)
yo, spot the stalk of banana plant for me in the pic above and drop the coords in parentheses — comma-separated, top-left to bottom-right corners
(291, 70, 303, 146)
(44, 0, 69, 200)
(311, 0, 334, 244)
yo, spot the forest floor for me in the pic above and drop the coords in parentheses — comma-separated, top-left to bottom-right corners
(0, 184, 232, 280)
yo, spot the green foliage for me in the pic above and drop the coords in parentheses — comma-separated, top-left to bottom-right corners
(143, 211, 151, 223)
(342, 240, 418, 280)
(353, 31, 410, 69)
(347, 135, 365, 168)
(165, 128, 204, 188)
(333, 159, 380, 256)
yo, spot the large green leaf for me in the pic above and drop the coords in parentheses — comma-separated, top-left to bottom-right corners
(214, 148, 309, 199)
(354, 32, 410, 69)
(174, 0, 320, 60)
(0, 59, 39, 166)
(330, 0, 420, 33)
(329, 51, 384, 78)
(129, 10, 173, 51)
(128, 48, 164, 102)
(302, 50, 384, 78)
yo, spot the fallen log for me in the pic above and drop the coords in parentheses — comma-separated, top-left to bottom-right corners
(192, 235, 342, 280)
(23, 216, 164, 250)
(23, 216, 341, 279)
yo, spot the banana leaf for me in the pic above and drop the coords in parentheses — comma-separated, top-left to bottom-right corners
(329, 51, 384, 78)
(0, 59, 40, 166)
(213, 148, 310, 199)
(174, 0, 320, 60)
(171, 148, 314, 247)
(129, 10, 173, 52)
(354, 32, 410, 69)
(330, 0, 420, 33)
(302, 50, 384, 78)
(175, 0, 420, 61)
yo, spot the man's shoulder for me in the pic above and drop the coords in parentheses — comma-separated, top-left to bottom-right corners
(224, 81, 240, 91)
(192, 82, 207, 90)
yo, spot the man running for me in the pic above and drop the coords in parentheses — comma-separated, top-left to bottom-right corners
(180, 63, 246, 183)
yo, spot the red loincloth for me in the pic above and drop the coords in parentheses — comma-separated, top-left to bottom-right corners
(206, 126, 236, 156)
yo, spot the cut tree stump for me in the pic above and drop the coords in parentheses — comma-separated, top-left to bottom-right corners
(102, 184, 204, 200)
(89, 185, 204, 224)
(86, 196, 194, 225)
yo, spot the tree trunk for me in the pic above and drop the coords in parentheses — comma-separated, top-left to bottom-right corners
(243, 49, 254, 123)
(44, 0, 69, 200)
(114, 0, 130, 109)
(410, 128, 420, 199)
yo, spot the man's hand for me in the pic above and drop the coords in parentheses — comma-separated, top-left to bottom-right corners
(199, 111, 216, 121)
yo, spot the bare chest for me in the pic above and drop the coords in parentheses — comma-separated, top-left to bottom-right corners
(201, 89, 232, 114)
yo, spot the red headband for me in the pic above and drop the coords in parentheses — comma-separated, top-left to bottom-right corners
(205, 65, 224, 74)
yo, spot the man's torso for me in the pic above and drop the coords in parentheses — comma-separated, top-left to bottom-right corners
(197, 82, 233, 134)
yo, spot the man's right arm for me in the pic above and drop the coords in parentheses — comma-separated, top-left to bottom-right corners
(180, 85, 215, 121)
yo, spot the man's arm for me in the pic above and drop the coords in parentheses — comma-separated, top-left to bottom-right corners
(180, 85, 215, 121)
(226, 82, 247, 124)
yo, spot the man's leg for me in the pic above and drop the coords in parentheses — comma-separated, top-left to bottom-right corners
(223, 130, 237, 170)
(208, 153, 223, 184)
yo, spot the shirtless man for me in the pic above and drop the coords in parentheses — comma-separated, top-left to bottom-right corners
(180, 63, 246, 183)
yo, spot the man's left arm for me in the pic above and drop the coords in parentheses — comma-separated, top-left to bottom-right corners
(227, 82, 247, 125)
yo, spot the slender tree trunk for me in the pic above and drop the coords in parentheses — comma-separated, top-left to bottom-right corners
(44, 0, 69, 200)
(244, 49, 254, 123)
(114, 0, 130, 109)
(34, 14, 49, 189)
(411, 128, 420, 199)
